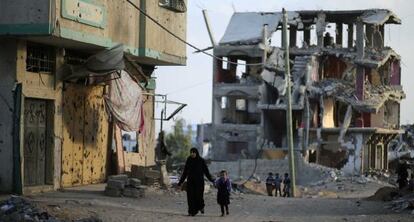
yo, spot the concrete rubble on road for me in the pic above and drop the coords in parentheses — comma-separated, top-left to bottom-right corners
(104, 174, 147, 198)
(385, 193, 414, 212)
(0, 196, 58, 222)
(0, 196, 100, 222)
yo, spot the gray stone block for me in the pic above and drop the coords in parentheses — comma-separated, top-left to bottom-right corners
(107, 179, 125, 190)
(129, 178, 141, 187)
(105, 187, 122, 197)
(108, 174, 128, 183)
(122, 187, 143, 198)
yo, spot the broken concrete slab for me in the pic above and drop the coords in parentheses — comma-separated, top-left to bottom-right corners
(104, 187, 122, 197)
(108, 174, 128, 183)
(107, 179, 126, 190)
(128, 178, 142, 188)
(122, 187, 143, 198)
(309, 79, 405, 113)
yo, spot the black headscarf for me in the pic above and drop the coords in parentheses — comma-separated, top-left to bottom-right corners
(178, 147, 213, 185)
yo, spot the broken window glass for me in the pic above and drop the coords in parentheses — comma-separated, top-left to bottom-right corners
(159, 0, 186, 13)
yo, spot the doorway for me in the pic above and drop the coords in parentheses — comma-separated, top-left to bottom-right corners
(23, 99, 53, 186)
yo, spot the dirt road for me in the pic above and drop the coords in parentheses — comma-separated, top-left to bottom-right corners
(18, 184, 411, 222)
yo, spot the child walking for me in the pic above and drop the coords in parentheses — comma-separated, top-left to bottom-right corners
(215, 170, 231, 216)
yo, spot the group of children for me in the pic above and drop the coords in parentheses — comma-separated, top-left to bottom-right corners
(213, 170, 292, 217)
(265, 172, 291, 197)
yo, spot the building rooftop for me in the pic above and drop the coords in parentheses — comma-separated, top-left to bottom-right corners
(219, 9, 401, 46)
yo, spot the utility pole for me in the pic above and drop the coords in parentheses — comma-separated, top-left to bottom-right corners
(282, 8, 296, 197)
(202, 10, 217, 46)
(262, 24, 268, 66)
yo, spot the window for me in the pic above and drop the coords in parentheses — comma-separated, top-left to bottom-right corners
(26, 43, 55, 74)
(221, 97, 228, 109)
(122, 132, 138, 153)
(222, 57, 229, 70)
(236, 99, 247, 111)
(159, 0, 186, 13)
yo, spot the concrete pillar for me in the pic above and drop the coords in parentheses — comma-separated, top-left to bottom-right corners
(373, 25, 384, 49)
(347, 23, 354, 48)
(304, 25, 311, 46)
(316, 13, 326, 47)
(336, 23, 343, 46)
(289, 26, 297, 47)
(356, 20, 365, 59)
(356, 67, 365, 100)
(366, 24, 374, 48)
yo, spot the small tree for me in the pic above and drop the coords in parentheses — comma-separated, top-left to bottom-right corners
(165, 118, 192, 171)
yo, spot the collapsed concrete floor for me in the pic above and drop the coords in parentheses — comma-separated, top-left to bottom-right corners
(1, 183, 413, 222)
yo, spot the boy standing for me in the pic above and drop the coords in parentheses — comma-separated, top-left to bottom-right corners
(283, 173, 291, 197)
(265, 172, 275, 196)
(215, 170, 231, 216)
(274, 173, 282, 197)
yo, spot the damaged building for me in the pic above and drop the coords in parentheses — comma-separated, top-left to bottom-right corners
(0, 0, 187, 194)
(200, 9, 405, 175)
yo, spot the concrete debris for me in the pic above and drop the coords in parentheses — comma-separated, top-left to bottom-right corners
(0, 196, 48, 221)
(219, 10, 400, 46)
(131, 165, 161, 186)
(388, 125, 414, 162)
(105, 174, 147, 198)
(0, 196, 101, 222)
(366, 187, 399, 201)
(385, 194, 414, 212)
(107, 179, 125, 190)
(220, 12, 300, 45)
(309, 79, 405, 113)
(361, 9, 401, 25)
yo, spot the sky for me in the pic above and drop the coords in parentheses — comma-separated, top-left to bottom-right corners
(154, 0, 414, 132)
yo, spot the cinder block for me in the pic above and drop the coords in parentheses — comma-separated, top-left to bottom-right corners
(129, 178, 141, 187)
(131, 165, 146, 179)
(105, 186, 122, 197)
(123, 187, 144, 198)
(108, 174, 128, 183)
(107, 179, 125, 190)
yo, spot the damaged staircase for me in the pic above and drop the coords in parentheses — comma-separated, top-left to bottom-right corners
(261, 53, 313, 109)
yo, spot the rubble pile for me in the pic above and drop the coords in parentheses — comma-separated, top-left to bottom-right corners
(298, 171, 394, 198)
(366, 187, 399, 201)
(0, 196, 59, 222)
(104, 174, 147, 198)
(385, 193, 414, 213)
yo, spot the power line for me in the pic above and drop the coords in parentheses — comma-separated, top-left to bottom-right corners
(166, 79, 211, 95)
(125, 0, 264, 67)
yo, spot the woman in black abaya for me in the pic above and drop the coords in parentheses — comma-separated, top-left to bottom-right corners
(178, 147, 214, 216)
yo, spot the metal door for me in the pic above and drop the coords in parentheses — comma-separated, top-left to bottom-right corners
(24, 99, 47, 186)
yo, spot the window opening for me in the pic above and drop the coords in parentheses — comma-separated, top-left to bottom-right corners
(26, 43, 55, 74)
(236, 99, 247, 111)
(221, 97, 228, 109)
